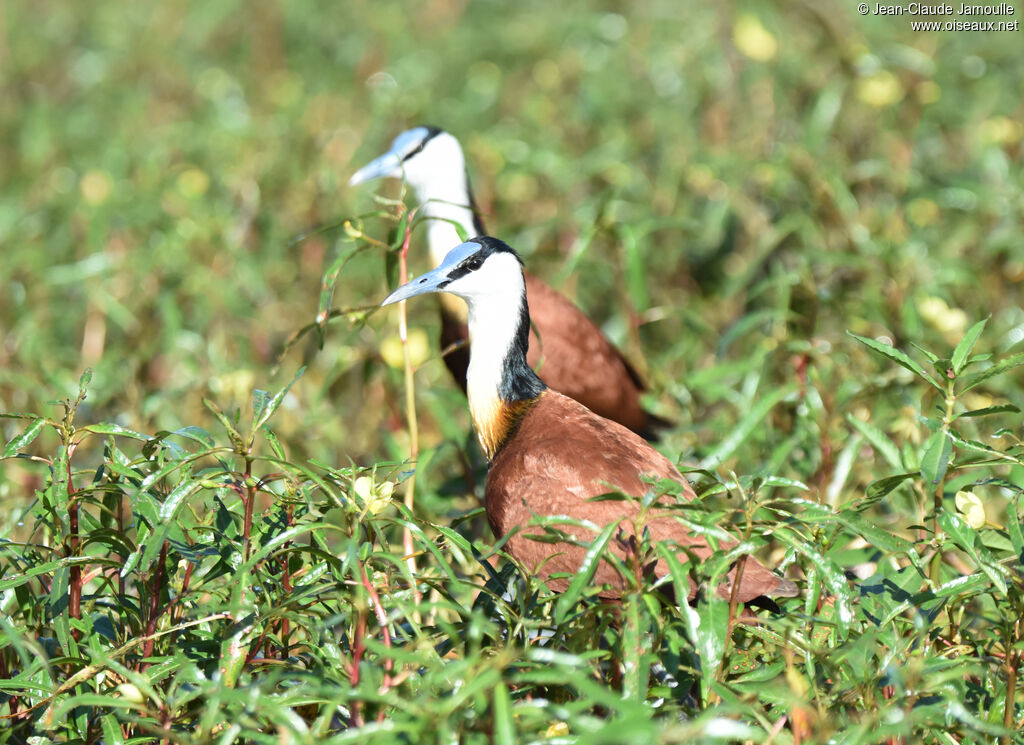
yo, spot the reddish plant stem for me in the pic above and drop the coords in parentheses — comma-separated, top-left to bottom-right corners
(350, 607, 366, 727)
(280, 503, 293, 659)
(117, 492, 126, 598)
(359, 561, 393, 680)
(66, 444, 81, 642)
(166, 561, 196, 646)
(141, 541, 168, 665)
(721, 555, 749, 671)
(0, 653, 16, 717)
(1004, 646, 1019, 744)
(242, 463, 256, 563)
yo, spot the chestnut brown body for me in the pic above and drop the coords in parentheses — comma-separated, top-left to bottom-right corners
(487, 389, 797, 603)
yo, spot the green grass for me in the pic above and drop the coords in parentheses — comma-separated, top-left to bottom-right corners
(2, 0, 1024, 742)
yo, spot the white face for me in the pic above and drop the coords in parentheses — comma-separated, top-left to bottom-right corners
(441, 250, 524, 309)
(381, 240, 524, 311)
(397, 131, 466, 198)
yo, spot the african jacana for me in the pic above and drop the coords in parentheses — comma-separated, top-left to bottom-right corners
(352, 126, 669, 439)
(382, 236, 797, 605)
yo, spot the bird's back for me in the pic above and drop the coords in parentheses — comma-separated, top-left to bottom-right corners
(486, 390, 795, 603)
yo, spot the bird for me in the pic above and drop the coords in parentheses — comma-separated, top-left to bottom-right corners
(351, 126, 670, 439)
(381, 236, 798, 606)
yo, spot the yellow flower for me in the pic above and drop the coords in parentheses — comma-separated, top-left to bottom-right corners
(80, 169, 113, 205)
(733, 15, 777, 61)
(177, 168, 210, 198)
(353, 475, 395, 515)
(978, 116, 1023, 146)
(917, 296, 968, 338)
(380, 327, 431, 369)
(116, 683, 146, 704)
(545, 721, 570, 737)
(857, 71, 904, 108)
(955, 490, 986, 529)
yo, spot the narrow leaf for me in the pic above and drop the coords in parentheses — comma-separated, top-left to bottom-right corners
(954, 404, 1020, 420)
(846, 414, 903, 469)
(253, 366, 306, 431)
(1007, 493, 1024, 560)
(172, 426, 216, 448)
(491, 682, 515, 745)
(835, 510, 915, 555)
(847, 331, 943, 391)
(554, 520, 622, 622)
(938, 511, 1008, 596)
(0, 560, 67, 591)
(81, 423, 152, 441)
(961, 352, 1024, 392)
(700, 384, 796, 469)
(864, 472, 918, 502)
(951, 318, 988, 374)
(3, 418, 47, 457)
(920, 431, 952, 486)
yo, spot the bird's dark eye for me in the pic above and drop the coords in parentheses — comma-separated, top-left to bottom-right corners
(465, 257, 483, 271)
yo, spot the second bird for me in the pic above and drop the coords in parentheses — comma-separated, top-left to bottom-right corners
(350, 126, 669, 439)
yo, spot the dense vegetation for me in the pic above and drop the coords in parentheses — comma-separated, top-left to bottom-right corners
(2, 1, 1022, 742)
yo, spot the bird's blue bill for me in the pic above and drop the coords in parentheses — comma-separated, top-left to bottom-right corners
(348, 127, 432, 186)
(381, 241, 480, 306)
(348, 151, 401, 187)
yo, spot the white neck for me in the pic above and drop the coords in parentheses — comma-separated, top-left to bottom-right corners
(401, 133, 481, 266)
(459, 259, 527, 437)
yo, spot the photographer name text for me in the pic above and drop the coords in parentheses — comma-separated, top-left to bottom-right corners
(868, 2, 1014, 13)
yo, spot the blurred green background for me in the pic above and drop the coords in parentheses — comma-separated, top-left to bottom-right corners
(2, 0, 1022, 505)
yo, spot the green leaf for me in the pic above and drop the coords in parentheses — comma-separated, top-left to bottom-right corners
(955, 403, 1020, 420)
(491, 682, 515, 745)
(864, 472, 918, 502)
(252, 366, 306, 432)
(774, 526, 853, 638)
(172, 425, 216, 448)
(553, 520, 622, 622)
(0, 559, 67, 591)
(910, 341, 940, 363)
(620, 225, 650, 309)
(2, 417, 47, 457)
(251, 388, 271, 426)
(919, 431, 952, 486)
(846, 414, 903, 469)
(961, 352, 1024, 392)
(847, 331, 943, 391)
(695, 592, 729, 681)
(81, 422, 153, 441)
(100, 713, 127, 745)
(218, 572, 255, 689)
(1007, 493, 1024, 560)
(937, 511, 1008, 596)
(880, 571, 990, 624)
(951, 317, 988, 374)
(700, 383, 796, 469)
(835, 510, 916, 556)
(203, 398, 244, 451)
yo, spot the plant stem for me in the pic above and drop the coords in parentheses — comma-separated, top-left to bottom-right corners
(141, 541, 168, 666)
(397, 208, 421, 590)
(1004, 618, 1021, 743)
(243, 459, 256, 563)
(66, 442, 81, 642)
